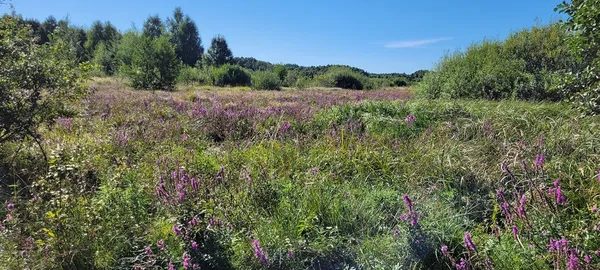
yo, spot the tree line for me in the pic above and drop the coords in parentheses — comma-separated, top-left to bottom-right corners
(10, 7, 420, 90)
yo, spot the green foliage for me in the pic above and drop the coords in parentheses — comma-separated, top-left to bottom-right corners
(233, 56, 273, 71)
(204, 35, 233, 67)
(126, 35, 181, 90)
(142, 15, 165, 39)
(115, 30, 138, 69)
(209, 64, 251, 87)
(251, 71, 282, 90)
(177, 66, 205, 85)
(273, 64, 288, 82)
(0, 15, 89, 143)
(168, 7, 203, 66)
(556, 0, 600, 115)
(317, 67, 365, 90)
(91, 41, 119, 76)
(419, 24, 574, 100)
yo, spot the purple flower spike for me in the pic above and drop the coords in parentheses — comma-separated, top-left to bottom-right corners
(191, 241, 198, 250)
(464, 232, 477, 252)
(252, 239, 269, 265)
(7, 203, 14, 212)
(183, 253, 191, 269)
(535, 153, 545, 171)
(511, 225, 519, 240)
(402, 194, 413, 213)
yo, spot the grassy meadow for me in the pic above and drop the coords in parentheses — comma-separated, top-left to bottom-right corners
(1, 78, 599, 269)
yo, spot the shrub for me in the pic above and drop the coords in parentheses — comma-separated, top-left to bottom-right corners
(177, 66, 205, 85)
(318, 67, 365, 90)
(419, 24, 574, 100)
(252, 71, 282, 90)
(0, 15, 89, 144)
(392, 77, 408, 87)
(210, 64, 251, 87)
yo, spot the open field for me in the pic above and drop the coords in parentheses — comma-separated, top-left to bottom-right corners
(2, 79, 599, 269)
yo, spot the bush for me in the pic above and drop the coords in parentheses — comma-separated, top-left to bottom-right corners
(0, 15, 89, 143)
(177, 66, 205, 85)
(318, 67, 365, 90)
(252, 71, 282, 90)
(419, 24, 574, 100)
(210, 64, 251, 87)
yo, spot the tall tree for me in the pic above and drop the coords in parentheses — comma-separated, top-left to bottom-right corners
(142, 15, 164, 39)
(39, 16, 57, 44)
(85, 20, 104, 53)
(168, 7, 203, 66)
(204, 35, 233, 66)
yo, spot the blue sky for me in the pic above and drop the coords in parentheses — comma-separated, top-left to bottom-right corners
(4, 0, 561, 73)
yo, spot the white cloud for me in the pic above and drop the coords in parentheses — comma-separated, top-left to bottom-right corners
(384, 37, 453, 48)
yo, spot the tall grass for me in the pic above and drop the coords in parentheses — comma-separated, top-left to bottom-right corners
(1, 82, 598, 269)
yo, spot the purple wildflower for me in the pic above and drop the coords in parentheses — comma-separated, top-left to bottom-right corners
(287, 251, 294, 259)
(585, 254, 592, 264)
(535, 153, 545, 171)
(252, 239, 269, 265)
(511, 225, 519, 240)
(168, 261, 175, 270)
(191, 177, 199, 192)
(173, 225, 182, 237)
(157, 240, 165, 248)
(402, 194, 413, 213)
(279, 121, 291, 134)
(464, 232, 477, 252)
(456, 258, 468, 270)
(193, 264, 199, 270)
(393, 227, 400, 237)
(568, 250, 579, 270)
(595, 250, 600, 256)
(7, 203, 14, 212)
(404, 113, 416, 126)
(517, 194, 527, 219)
(312, 167, 319, 175)
(441, 245, 450, 257)
(145, 246, 152, 256)
(191, 241, 198, 250)
(399, 214, 407, 221)
(183, 253, 191, 269)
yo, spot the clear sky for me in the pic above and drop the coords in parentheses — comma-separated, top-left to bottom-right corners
(3, 0, 562, 74)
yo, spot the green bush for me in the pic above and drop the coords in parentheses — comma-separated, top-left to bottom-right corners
(419, 24, 574, 100)
(251, 71, 282, 90)
(318, 67, 365, 90)
(0, 15, 89, 143)
(177, 66, 205, 85)
(210, 64, 251, 87)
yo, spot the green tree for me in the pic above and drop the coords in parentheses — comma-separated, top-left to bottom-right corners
(142, 15, 165, 39)
(168, 7, 203, 66)
(39, 15, 57, 44)
(0, 15, 89, 145)
(127, 35, 180, 90)
(273, 64, 288, 82)
(204, 35, 233, 66)
(85, 20, 104, 54)
(115, 30, 139, 69)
